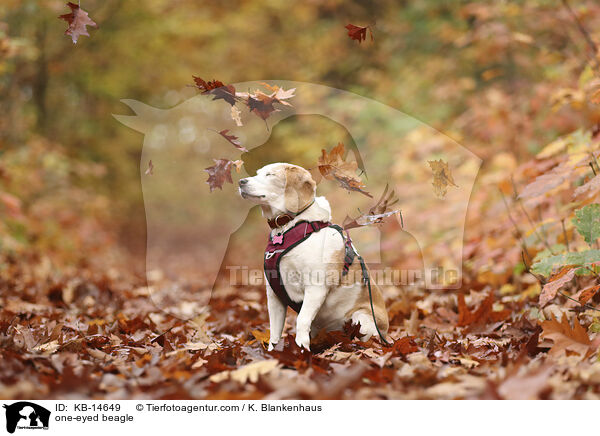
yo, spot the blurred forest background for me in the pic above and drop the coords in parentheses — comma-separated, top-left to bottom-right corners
(3, 0, 600, 399)
(3, 0, 595, 268)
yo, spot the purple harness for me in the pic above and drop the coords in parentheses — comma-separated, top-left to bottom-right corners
(264, 220, 355, 313)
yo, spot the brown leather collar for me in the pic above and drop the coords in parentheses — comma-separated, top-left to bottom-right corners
(267, 214, 293, 229)
(266, 199, 315, 230)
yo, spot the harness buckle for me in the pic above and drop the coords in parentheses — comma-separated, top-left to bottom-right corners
(265, 251, 275, 260)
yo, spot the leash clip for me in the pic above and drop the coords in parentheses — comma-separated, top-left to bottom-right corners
(265, 249, 284, 260)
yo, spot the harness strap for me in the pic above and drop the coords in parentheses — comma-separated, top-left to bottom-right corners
(264, 221, 331, 313)
(264, 220, 388, 345)
(328, 224, 355, 276)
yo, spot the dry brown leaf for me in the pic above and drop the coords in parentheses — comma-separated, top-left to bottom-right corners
(428, 159, 458, 199)
(318, 143, 371, 197)
(541, 314, 591, 358)
(59, 2, 97, 44)
(539, 267, 576, 306)
(579, 284, 600, 304)
(457, 293, 510, 328)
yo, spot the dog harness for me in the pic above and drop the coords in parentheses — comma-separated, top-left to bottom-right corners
(263, 219, 390, 345)
(264, 221, 355, 313)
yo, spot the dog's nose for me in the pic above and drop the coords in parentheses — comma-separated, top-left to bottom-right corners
(239, 178, 249, 186)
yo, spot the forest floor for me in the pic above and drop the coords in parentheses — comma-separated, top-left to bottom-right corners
(2, 237, 600, 400)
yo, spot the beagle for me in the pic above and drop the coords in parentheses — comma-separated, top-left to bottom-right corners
(238, 163, 389, 351)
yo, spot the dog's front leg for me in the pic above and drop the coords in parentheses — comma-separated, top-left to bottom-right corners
(266, 282, 286, 351)
(295, 285, 327, 351)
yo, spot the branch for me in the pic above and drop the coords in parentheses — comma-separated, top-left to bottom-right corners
(561, 0, 600, 71)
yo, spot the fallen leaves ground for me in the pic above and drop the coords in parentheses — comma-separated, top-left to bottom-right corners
(3, 244, 600, 400)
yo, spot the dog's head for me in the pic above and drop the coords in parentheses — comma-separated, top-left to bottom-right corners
(238, 163, 317, 214)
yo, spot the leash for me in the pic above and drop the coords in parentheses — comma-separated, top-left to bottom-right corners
(358, 254, 390, 346)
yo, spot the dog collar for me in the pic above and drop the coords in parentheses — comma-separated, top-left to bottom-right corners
(267, 199, 315, 230)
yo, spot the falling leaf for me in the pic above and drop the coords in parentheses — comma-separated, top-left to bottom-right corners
(344, 185, 400, 229)
(333, 173, 372, 198)
(234, 84, 295, 122)
(231, 159, 244, 173)
(144, 160, 154, 176)
(539, 266, 576, 306)
(428, 159, 458, 199)
(205, 159, 235, 192)
(541, 314, 591, 357)
(211, 129, 248, 153)
(318, 143, 371, 197)
(245, 87, 295, 121)
(345, 24, 373, 43)
(59, 2, 97, 44)
(318, 143, 356, 179)
(343, 209, 401, 230)
(231, 105, 243, 126)
(192, 76, 237, 105)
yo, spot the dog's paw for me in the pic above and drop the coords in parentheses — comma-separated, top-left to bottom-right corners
(295, 333, 311, 351)
(267, 342, 275, 351)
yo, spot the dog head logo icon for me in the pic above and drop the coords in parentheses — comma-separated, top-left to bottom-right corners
(3, 402, 50, 433)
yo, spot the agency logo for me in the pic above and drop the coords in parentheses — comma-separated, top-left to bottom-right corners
(2, 402, 50, 434)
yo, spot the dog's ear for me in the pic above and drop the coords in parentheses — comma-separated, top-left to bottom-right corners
(284, 166, 316, 213)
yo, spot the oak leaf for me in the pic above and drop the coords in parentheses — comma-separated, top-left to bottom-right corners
(251, 329, 270, 346)
(389, 336, 418, 355)
(457, 292, 510, 328)
(192, 76, 237, 105)
(319, 143, 371, 197)
(59, 2, 97, 44)
(345, 24, 373, 43)
(541, 314, 591, 357)
(579, 284, 600, 304)
(344, 184, 400, 229)
(539, 266, 575, 306)
(245, 87, 295, 121)
(428, 159, 458, 199)
(333, 173, 372, 198)
(205, 159, 235, 192)
(211, 129, 248, 153)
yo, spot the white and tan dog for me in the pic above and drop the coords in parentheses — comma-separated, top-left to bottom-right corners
(239, 163, 388, 351)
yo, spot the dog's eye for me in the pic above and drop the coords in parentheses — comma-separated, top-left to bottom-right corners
(265, 173, 273, 177)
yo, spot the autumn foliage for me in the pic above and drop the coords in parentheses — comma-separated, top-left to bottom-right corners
(3, 0, 600, 400)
